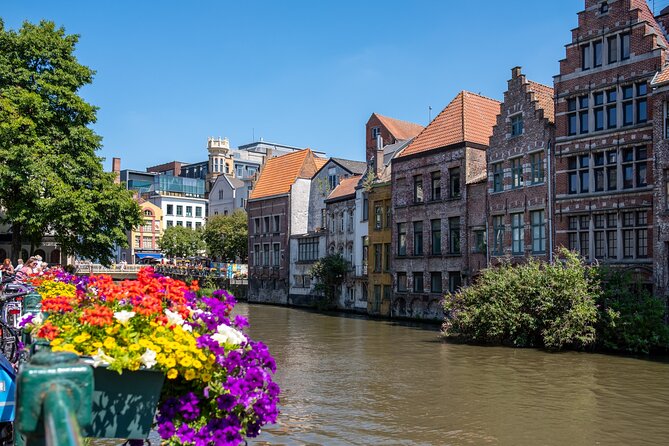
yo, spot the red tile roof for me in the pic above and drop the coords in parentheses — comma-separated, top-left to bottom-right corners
(374, 113, 425, 141)
(527, 80, 554, 124)
(326, 175, 362, 202)
(399, 91, 501, 158)
(250, 149, 323, 200)
(652, 64, 669, 86)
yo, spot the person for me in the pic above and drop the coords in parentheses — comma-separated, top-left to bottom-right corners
(15, 257, 38, 281)
(15, 258, 24, 271)
(0, 259, 14, 275)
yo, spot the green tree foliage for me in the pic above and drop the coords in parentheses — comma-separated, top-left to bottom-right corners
(443, 249, 599, 350)
(159, 226, 205, 259)
(596, 269, 669, 354)
(203, 211, 248, 262)
(311, 253, 349, 307)
(0, 20, 141, 264)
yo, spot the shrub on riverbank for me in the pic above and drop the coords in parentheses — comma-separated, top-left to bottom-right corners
(596, 269, 669, 354)
(442, 250, 600, 350)
(443, 250, 669, 354)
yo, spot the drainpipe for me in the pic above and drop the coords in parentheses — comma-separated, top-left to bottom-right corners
(547, 139, 554, 263)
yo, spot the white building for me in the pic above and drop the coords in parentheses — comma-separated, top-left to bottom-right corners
(209, 174, 251, 217)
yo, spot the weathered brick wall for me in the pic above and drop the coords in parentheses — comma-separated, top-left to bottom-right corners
(487, 67, 554, 262)
(652, 89, 669, 294)
(247, 196, 290, 304)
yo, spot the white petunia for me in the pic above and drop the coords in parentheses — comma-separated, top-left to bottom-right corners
(212, 324, 246, 346)
(92, 348, 114, 368)
(113, 310, 136, 325)
(140, 348, 157, 369)
(164, 308, 184, 326)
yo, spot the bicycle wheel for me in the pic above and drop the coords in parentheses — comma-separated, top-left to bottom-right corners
(0, 323, 17, 364)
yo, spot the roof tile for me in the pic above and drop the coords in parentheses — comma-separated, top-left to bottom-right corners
(374, 114, 425, 141)
(249, 149, 323, 200)
(326, 175, 362, 202)
(399, 91, 500, 158)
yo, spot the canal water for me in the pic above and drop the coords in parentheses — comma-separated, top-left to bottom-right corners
(238, 303, 669, 446)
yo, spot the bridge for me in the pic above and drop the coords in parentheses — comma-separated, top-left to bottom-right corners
(74, 263, 143, 280)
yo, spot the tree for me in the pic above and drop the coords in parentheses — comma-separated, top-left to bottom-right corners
(159, 226, 205, 259)
(203, 211, 248, 262)
(311, 254, 349, 308)
(0, 20, 141, 264)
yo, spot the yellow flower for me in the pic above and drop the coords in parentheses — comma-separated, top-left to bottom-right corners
(180, 356, 193, 368)
(128, 344, 141, 352)
(201, 373, 211, 382)
(103, 337, 116, 349)
(128, 361, 140, 371)
(165, 357, 176, 368)
(73, 333, 90, 344)
(192, 359, 202, 369)
(92, 341, 103, 348)
(51, 338, 63, 347)
(167, 369, 178, 379)
(184, 369, 195, 381)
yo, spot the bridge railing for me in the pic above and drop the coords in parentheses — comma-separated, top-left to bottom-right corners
(74, 264, 143, 274)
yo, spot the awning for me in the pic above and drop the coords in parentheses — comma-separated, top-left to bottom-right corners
(136, 253, 162, 259)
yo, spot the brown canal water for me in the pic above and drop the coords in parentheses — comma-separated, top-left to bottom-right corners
(96, 303, 669, 445)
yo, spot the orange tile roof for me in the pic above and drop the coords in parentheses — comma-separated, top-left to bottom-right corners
(399, 91, 500, 158)
(374, 113, 425, 141)
(652, 64, 669, 86)
(250, 149, 322, 200)
(527, 80, 554, 124)
(314, 157, 328, 172)
(326, 175, 362, 202)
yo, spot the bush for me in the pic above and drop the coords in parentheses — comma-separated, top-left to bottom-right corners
(443, 249, 599, 351)
(596, 269, 669, 354)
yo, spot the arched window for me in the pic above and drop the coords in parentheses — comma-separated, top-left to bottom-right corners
(143, 209, 153, 217)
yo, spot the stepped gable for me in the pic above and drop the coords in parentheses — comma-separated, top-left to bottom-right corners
(249, 149, 322, 200)
(373, 113, 425, 141)
(399, 91, 501, 158)
(527, 80, 555, 124)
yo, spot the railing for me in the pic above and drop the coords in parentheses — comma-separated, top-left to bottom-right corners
(154, 266, 248, 285)
(74, 264, 143, 274)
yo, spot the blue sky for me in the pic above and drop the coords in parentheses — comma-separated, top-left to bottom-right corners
(6, 0, 662, 170)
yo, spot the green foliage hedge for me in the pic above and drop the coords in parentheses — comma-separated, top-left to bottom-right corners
(443, 249, 669, 354)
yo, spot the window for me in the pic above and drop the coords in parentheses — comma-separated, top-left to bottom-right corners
(448, 272, 461, 293)
(413, 221, 423, 256)
(374, 204, 383, 230)
(622, 211, 648, 259)
(568, 155, 590, 194)
(263, 244, 270, 266)
(511, 158, 523, 188)
(348, 209, 354, 232)
(413, 175, 424, 203)
(601, 1, 609, 14)
(381, 243, 389, 272)
(398, 223, 407, 256)
(298, 237, 319, 262)
(622, 146, 647, 189)
(328, 168, 338, 191)
(254, 244, 261, 266)
(474, 229, 486, 253)
(594, 92, 604, 131)
(606, 89, 617, 129)
(176, 221, 183, 226)
(264, 216, 270, 233)
(637, 83, 647, 123)
(371, 126, 381, 140)
(665, 102, 669, 138)
(493, 216, 504, 255)
(362, 195, 368, 221)
(430, 272, 443, 293)
(397, 273, 407, 292)
(431, 171, 441, 200)
(373, 244, 382, 272)
(622, 85, 633, 126)
(186, 221, 192, 229)
(373, 285, 381, 311)
(530, 152, 544, 184)
(431, 219, 441, 255)
(593, 39, 602, 67)
(493, 162, 503, 192)
(196, 207, 202, 218)
(254, 218, 261, 234)
(385, 205, 391, 228)
(621, 32, 630, 60)
(511, 114, 523, 136)
(582, 44, 591, 70)
(511, 212, 524, 255)
(186, 206, 193, 217)
(449, 217, 461, 254)
(449, 167, 461, 198)
(166, 220, 173, 227)
(413, 272, 424, 293)
(272, 243, 280, 266)
(176, 205, 183, 216)
(340, 212, 345, 232)
(531, 210, 546, 254)
(273, 215, 280, 233)
(195, 222, 201, 229)
(567, 216, 590, 259)
(579, 95, 589, 133)
(568, 98, 577, 135)
(134, 236, 140, 248)
(321, 209, 327, 230)
(607, 34, 617, 64)
(594, 152, 605, 192)
(166, 204, 174, 215)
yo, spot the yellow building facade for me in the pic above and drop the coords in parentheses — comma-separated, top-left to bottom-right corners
(367, 181, 393, 316)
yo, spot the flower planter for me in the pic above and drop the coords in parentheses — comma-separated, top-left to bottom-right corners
(82, 366, 165, 440)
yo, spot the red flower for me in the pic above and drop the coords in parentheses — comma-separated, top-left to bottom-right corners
(80, 304, 114, 327)
(37, 322, 61, 341)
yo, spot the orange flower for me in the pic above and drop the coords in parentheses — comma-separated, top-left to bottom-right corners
(80, 304, 114, 327)
(37, 321, 61, 341)
(41, 296, 74, 313)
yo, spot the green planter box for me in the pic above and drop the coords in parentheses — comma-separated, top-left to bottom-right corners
(83, 366, 165, 440)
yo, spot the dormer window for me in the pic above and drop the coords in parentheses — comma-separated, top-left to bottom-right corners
(600, 2, 609, 14)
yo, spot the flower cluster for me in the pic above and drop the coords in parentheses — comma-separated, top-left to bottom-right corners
(25, 267, 279, 445)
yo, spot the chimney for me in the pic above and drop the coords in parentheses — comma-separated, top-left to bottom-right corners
(375, 135, 384, 177)
(112, 157, 121, 184)
(511, 66, 522, 79)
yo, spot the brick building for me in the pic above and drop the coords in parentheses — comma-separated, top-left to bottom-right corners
(391, 91, 500, 320)
(488, 67, 555, 262)
(365, 113, 424, 167)
(553, 0, 667, 284)
(247, 150, 326, 304)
